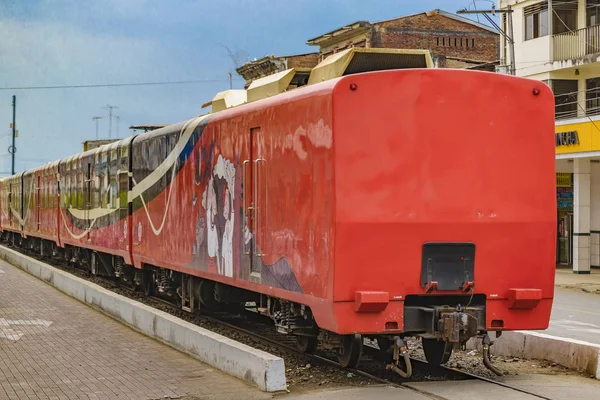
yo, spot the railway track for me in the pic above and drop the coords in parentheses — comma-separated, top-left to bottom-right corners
(11, 246, 555, 400)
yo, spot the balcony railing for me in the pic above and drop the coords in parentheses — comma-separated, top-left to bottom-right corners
(555, 86, 600, 120)
(553, 24, 600, 62)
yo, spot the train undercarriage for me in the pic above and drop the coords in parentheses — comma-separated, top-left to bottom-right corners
(1, 231, 503, 377)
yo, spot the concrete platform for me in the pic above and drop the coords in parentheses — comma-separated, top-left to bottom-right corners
(0, 257, 271, 400)
(286, 373, 600, 400)
(286, 385, 430, 399)
(466, 284, 600, 379)
(0, 245, 287, 393)
(462, 268, 600, 380)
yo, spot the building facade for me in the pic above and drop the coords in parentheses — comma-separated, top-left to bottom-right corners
(235, 9, 501, 89)
(306, 9, 500, 69)
(498, 0, 600, 273)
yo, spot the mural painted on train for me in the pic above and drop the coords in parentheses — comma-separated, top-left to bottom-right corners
(189, 133, 303, 293)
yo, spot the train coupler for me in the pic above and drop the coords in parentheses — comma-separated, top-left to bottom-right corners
(438, 304, 479, 344)
(482, 334, 504, 376)
(385, 336, 412, 378)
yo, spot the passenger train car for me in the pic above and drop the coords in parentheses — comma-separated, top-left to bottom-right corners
(0, 68, 557, 375)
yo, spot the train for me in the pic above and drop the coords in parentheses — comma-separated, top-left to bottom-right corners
(0, 68, 556, 376)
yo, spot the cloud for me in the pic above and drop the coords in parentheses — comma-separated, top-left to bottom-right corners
(0, 17, 230, 170)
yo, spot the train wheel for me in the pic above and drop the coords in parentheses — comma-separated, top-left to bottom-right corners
(142, 269, 155, 296)
(90, 252, 98, 276)
(422, 338, 453, 366)
(296, 335, 318, 354)
(337, 334, 362, 368)
(199, 280, 219, 311)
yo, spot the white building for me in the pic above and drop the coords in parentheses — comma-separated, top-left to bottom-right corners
(498, 0, 600, 273)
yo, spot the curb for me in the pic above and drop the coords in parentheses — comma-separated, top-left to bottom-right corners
(466, 331, 600, 379)
(0, 245, 287, 392)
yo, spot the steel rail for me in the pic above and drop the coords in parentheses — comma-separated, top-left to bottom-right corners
(16, 246, 555, 400)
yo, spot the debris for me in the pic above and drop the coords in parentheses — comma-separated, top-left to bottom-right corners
(467, 350, 477, 356)
(347, 372, 354, 378)
(305, 363, 311, 369)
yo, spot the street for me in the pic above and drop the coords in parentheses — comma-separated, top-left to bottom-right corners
(541, 287, 600, 345)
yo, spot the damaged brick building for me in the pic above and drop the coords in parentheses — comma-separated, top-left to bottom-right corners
(236, 9, 499, 88)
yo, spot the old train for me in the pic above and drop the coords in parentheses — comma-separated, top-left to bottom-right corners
(0, 68, 556, 376)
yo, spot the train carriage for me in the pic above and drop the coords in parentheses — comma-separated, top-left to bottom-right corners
(58, 138, 134, 271)
(0, 178, 6, 233)
(22, 162, 60, 254)
(1, 173, 24, 236)
(0, 68, 557, 375)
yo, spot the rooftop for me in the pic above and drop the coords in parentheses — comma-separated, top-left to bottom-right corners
(306, 9, 498, 45)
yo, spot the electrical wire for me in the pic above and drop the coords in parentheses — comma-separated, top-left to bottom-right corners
(0, 78, 242, 91)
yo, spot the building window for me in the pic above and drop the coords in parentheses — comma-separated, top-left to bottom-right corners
(586, 78, 600, 116)
(524, 3, 549, 40)
(549, 79, 579, 119)
(588, 0, 600, 26)
(553, 1, 578, 34)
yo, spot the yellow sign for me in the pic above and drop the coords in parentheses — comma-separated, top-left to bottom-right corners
(556, 173, 572, 187)
(555, 120, 600, 154)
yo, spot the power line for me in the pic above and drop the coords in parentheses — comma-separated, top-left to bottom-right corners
(0, 78, 243, 91)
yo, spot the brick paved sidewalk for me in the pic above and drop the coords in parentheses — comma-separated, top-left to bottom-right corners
(0, 259, 271, 400)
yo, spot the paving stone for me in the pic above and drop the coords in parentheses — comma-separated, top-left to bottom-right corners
(0, 259, 272, 400)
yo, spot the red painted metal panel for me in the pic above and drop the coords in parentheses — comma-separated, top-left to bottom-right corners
(332, 69, 556, 332)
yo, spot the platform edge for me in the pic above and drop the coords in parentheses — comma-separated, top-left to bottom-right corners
(0, 245, 287, 392)
(466, 330, 600, 379)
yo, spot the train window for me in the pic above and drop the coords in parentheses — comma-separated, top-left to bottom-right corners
(100, 152, 108, 209)
(44, 179, 48, 209)
(78, 165, 83, 210)
(63, 175, 68, 209)
(119, 171, 128, 209)
(110, 153, 118, 209)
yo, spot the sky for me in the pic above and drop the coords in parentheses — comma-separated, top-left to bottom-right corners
(0, 0, 497, 175)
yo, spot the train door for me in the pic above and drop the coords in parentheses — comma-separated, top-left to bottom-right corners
(86, 162, 92, 241)
(8, 182, 12, 230)
(243, 127, 266, 283)
(36, 174, 41, 231)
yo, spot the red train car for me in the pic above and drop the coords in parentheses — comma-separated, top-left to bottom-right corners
(0, 69, 556, 375)
(57, 138, 133, 271)
(21, 161, 60, 254)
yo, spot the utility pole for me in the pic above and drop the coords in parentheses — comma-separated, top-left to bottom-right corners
(457, 6, 515, 75)
(92, 116, 102, 139)
(11, 95, 16, 175)
(102, 104, 119, 139)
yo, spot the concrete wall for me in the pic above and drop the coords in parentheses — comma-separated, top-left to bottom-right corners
(467, 331, 600, 379)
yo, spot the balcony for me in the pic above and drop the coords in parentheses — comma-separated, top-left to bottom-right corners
(555, 85, 600, 121)
(553, 24, 600, 62)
